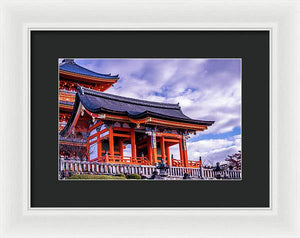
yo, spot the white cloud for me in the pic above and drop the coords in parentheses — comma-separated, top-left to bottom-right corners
(169, 135, 241, 165)
(89, 59, 242, 135)
(75, 59, 242, 163)
(123, 144, 132, 157)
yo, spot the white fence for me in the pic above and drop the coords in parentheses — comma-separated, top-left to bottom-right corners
(59, 159, 156, 177)
(59, 159, 242, 180)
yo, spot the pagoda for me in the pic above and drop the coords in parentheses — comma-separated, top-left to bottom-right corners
(59, 59, 119, 157)
(60, 86, 214, 168)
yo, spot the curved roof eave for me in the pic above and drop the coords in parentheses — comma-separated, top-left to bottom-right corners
(77, 87, 214, 127)
(60, 86, 215, 137)
(59, 60, 119, 80)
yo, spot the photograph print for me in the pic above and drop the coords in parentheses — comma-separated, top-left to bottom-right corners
(58, 58, 241, 180)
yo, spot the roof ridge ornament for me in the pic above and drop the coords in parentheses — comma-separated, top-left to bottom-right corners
(62, 58, 75, 64)
(76, 84, 84, 95)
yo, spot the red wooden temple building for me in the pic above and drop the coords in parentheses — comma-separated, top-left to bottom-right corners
(59, 59, 119, 131)
(59, 59, 214, 168)
(59, 59, 119, 157)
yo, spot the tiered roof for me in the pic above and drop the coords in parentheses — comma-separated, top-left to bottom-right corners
(60, 59, 119, 80)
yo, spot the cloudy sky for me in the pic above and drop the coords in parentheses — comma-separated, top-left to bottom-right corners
(70, 58, 241, 165)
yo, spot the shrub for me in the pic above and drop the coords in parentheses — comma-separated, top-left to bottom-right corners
(127, 173, 141, 179)
(115, 173, 126, 178)
(68, 174, 126, 180)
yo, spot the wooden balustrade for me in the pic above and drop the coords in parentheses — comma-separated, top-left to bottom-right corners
(90, 156, 202, 168)
(171, 158, 184, 167)
(171, 159, 201, 168)
(91, 155, 151, 165)
(59, 159, 242, 179)
(187, 161, 201, 167)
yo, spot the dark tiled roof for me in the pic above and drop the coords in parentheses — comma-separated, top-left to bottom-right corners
(81, 87, 181, 110)
(59, 59, 119, 80)
(60, 87, 214, 136)
(81, 87, 214, 125)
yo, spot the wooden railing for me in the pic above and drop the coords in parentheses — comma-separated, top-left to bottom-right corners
(59, 159, 156, 177)
(59, 159, 242, 179)
(91, 155, 151, 165)
(172, 159, 200, 168)
(171, 159, 184, 167)
(188, 160, 201, 167)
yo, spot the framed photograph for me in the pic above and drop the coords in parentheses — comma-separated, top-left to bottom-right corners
(32, 31, 266, 208)
(1, 0, 299, 238)
(58, 57, 242, 182)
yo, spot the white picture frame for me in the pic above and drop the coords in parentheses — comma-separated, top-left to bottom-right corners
(0, 0, 299, 237)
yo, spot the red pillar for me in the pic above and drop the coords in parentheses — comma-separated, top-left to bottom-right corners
(183, 149, 188, 167)
(183, 137, 189, 167)
(131, 128, 136, 160)
(160, 137, 166, 161)
(179, 138, 184, 167)
(147, 137, 152, 164)
(153, 148, 158, 164)
(119, 139, 123, 158)
(151, 132, 158, 165)
(97, 137, 102, 160)
(109, 125, 114, 158)
(166, 145, 171, 165)
(87, 138, 90, 162)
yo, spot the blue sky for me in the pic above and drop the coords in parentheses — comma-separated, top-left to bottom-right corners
(64, 58, 241, 165)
